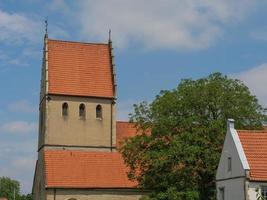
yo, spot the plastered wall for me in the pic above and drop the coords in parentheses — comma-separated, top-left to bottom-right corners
(46, 188, 146, 200)
(216, 177, 245, 200)
(216, 127, 247, 199)
(42, 95, 116, 148)
(32, 149, 46, 200)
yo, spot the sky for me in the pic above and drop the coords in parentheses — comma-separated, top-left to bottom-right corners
(1, 0, 267, 194)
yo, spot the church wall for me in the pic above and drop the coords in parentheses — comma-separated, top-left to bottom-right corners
(44, 95, 116, 149)
(46, 188, 146, 200)
(33, 149, 47, 200)
(38, 98, 46, 149)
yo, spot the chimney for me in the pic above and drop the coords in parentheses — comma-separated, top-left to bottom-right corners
(227, 119, 235, 130)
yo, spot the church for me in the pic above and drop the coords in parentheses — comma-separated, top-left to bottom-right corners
(32, 32, 147, 200)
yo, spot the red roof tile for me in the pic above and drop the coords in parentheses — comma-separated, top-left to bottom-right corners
(116, 121, 142, 147)
(47, 39, 114, 98)
(238, 130, 267, 181)
(44, 150, 137, 188)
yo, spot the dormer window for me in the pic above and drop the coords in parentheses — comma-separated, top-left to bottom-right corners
(96, 104, 102, 119)
(228, 157, 231, 172)
(62, 102, 68, 117)
(79, 103, 86, 119)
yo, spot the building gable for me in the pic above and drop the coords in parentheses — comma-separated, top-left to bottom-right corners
(216, 119, 249, 181)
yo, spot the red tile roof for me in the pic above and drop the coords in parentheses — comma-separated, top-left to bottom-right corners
(47, 39, 114, 98)
(44, 150, 137, 188)
(116, 121, 141, 146)
(238, 130, 267, 181)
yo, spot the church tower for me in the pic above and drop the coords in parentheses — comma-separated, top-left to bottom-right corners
(38, 33, 117, 151)
(32, 32, 145, 200)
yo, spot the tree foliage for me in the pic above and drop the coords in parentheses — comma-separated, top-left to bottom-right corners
(19, 194, 32, 200)
(120, 73, 266, 200)
(0, 177, 32, 200)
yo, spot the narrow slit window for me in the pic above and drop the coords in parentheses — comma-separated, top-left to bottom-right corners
(228, 157, 231, 172)
(96, 104, 102, 119)
(62, 102, 68, 117)
(79, 103, 86, 119)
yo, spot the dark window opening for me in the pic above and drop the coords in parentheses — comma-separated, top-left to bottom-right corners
(62, 102, 68, 117)
(228, 157, 232, 172)
(96, 104, 102, 119)
(219, 187, 225, 200)
(79, 103, 86, 119)
(261, 186, 267, 199)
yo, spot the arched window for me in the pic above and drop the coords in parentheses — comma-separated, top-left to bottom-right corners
(62, 102, 68, 117)
(96, 104, 102, 119)
(79, 103, 86, 119)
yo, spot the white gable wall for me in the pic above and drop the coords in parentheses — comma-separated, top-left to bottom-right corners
(216, 120, 249, 200)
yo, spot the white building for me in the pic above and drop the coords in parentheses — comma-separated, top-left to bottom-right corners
(216, 119, 267, 200)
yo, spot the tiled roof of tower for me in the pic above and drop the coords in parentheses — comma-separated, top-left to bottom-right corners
(44, 150, 137, 188)
(47, 39, 114, 98)
(238, 130, 267, 181)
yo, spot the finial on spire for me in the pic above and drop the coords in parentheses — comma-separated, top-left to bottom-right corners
(108, 29, 111, 42)
(45, 17, 48, 37)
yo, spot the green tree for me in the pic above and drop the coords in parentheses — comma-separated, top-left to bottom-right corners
(19, 194, 32, 200)
(0, 177, 32, 200)
(120, 73, 266, 200)
(0, 177, 20, 200)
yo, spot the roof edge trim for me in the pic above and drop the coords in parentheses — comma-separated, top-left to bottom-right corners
(229, 126, 250, 170)
(47, 38, 109, 46)
(45, 186, 140, 190)
(47, 93, 116, 100)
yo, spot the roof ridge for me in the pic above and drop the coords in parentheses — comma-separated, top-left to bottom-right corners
(48, 38, 109, 46)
